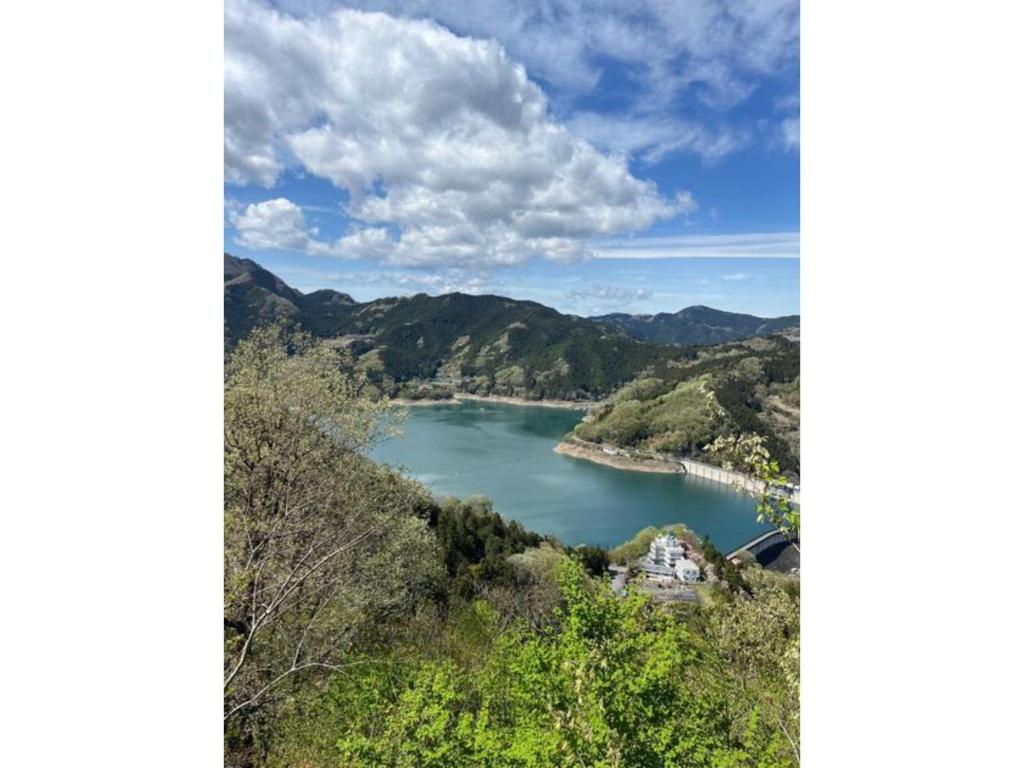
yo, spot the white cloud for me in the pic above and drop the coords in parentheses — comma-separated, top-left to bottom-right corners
(264, 1, 800, 164)
(284, 1, 800, 114)
(270, 263, 499, 299)
(565, 282, 653, 313)
(225, 0, 689, 267)
(675, 190, 700, 217)
(591, 232, 800, 259)
(341, 267, 492, 295)
(721, 272, 750, 281)
(229, 198, 329, 253)
(780, 117, 800, 152)
(566, 112, 749, 165)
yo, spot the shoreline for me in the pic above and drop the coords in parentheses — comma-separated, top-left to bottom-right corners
(554, 440, 684, 474)
(391, 392, 595, 411)
(554, 438, 799, 504)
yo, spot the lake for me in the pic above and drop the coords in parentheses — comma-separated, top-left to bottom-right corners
(370, 401, 773, 551)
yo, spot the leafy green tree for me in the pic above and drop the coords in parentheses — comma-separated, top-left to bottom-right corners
(572, 544, 610, 576)
(224, 327, 440, 759)
(707, 569, 801, 763)
(276, 560, 798, 768)
(706, 433, 800, 542)
(432, 495, 544, 597)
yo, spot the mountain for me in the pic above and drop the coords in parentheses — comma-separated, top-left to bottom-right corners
(590, 305, 799, 346)
(223, 256, 799, 423)
(225, 254, 688, 399)
(224, 254, 355, 346)
(225, 254, 799, 472)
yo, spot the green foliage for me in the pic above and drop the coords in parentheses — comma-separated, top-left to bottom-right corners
(571, 544, 610, 576)
(575, 376, 717, 453)
(432, 495, 547, 597)
(222, 317, 801, 768)
(224, 326, 441, 756)
(267, 561, 799, 768)
(706, 434, 800, 540)
(702, 536, 747, 594)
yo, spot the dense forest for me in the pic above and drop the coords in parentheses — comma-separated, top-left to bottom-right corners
(225, 327, 800, 767)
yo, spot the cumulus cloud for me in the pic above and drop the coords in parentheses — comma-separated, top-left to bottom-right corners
(288, 0, 799, 160)
(225, 0, 688, 267)
(230, 198, 329, 254)
(281, 1, 800, 112)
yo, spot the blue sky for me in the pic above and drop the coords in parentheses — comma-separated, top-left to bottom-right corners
(225, 0, 799, 317)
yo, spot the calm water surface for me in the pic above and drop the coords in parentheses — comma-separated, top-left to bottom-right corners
(371, 401, 772, 551)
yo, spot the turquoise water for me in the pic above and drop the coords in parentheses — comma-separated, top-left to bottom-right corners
(370, 401, 773, 551)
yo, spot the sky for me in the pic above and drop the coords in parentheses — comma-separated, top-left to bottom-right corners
(224, 0, 799, 317)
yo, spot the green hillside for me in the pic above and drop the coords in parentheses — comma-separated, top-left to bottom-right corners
(573, 336, 801, 475)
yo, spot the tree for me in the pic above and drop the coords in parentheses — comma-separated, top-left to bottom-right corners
(707, 569, 801, 764)
(571, 544, 610, 576)
(223, 326, 440, 759)
(706, 433, 800, 543)
(329, 561, 767, 767)
(702, 386, 800, 542)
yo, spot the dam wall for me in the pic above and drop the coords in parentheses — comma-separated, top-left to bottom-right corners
(678, 458, 801, 505)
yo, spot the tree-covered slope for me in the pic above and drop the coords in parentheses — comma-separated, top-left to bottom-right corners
(224, 254, 356, 346)
(224, 255, 687, 400)
(341, 291, 682, 399)
(573, 336, 801, 475)
(591, 305, 800, 346)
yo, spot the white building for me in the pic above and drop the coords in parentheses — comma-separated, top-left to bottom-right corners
(674, 557, 701, 583)
(640, 561, 675, 580)
(648, 533, 687, 569)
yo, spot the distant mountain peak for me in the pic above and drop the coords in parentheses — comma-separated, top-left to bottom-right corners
(591, 305, 799, 346)
(224, 254, 357, 345)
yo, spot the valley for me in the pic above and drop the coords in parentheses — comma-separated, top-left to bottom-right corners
(225, 254, 800, 478)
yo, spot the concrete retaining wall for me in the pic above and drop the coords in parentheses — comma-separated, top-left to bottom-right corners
(678, 458, 800, 505)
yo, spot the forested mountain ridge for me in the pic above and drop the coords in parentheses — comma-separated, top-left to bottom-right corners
(226, 254, 686, 400)
(591, 305, 800, 346)
(224, 254, 800, 405)
(224, 254, 355, 346)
